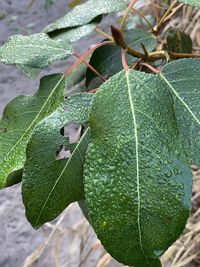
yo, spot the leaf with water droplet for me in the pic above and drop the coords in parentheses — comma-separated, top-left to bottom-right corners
(43, 0, 126, 34)
(0, 74, 65, 188)
(0, 33, 72, 69)
(84, 69, 192, 267)
(22, 93, 93, 228)
(160, 59, 200, 167)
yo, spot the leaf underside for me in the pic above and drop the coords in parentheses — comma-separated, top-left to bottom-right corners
(22, 93, 93, 228)
(49, 21, 99, 43)
(0, 33, 72, 69)
(84, 69, 192, 267)
(0, 74, 65, 188)
(43, 0, 126, 33)
(160, 58, 200, 167)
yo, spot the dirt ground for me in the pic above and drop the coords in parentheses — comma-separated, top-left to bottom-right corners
(0, 1, 200, 267)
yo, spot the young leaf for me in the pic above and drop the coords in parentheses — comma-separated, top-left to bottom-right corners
(167, 28, 193, 53)
(0, 74, 65, 188)
(86, 29, 156, 86)
(0, 33, 72, 69)
(43, 0, 126, 33)
(160, 59, 200, 167)
(22, 93, 93, 229)
(178, 0, 200, 6)
(84, 70, 192, 267)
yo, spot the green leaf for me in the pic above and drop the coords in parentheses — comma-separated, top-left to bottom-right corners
(86, 29, 156, 86)
(178, 0, 200, 6)
(16, 65, 41, 79)
(49, 21, 99, 44)
(84, 70, 192, 267)
(167, 28, 192, 53)
(160, 59, 200, 166)
(22, 93, 93, 228)
(0, 74, 65, 188)
(0, 33, 72, 69)
(43, 0, 126, 33)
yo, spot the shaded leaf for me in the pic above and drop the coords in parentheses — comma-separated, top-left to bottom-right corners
(43, 0, 126, 33)
(49, 21, 99, 44)
(84, 70, 192, 267)
(0, 74, 65, 188)
(0, 33, 72, 69)
(22, 93, 93, 228)
(167, 28, 192, 53)
(160, 59, 200, 166)
(178, 0, 200, 6)
(86, 29, 156, 86)
(6, 169, 23, 187)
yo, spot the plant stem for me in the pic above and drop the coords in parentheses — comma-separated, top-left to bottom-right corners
(111, 25, 200, 61)
(170, 52, 200, 59)
(120, 0, 138, 32)
(121, 49, 129, 71)
(73, 52, 106, 82)
(95, 27, 113, 41)
(154, 0, 178, 32)
(131, 7, 155, 33)
(63, 41, 114, 76)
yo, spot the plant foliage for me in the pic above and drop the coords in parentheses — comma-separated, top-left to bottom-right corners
(0, 0, 200, 266)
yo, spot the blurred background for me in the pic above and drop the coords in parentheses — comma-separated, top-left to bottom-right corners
(0, 1, 200, 266)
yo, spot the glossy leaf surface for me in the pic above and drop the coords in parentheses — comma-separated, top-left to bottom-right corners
(43, 0, 126, 33)
(22, 93, 93, 228)
(0, 33, 72, 69)
(0, 74, 65, 188)
(160, 59, 200, 167)
(86, 29, 156, 86)
(84, 70, 192, 267)
(178, 0, 200, 6)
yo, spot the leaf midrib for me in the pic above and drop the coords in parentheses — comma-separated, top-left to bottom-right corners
(0, 75, 65, 170)
(125, 70, 144, 255)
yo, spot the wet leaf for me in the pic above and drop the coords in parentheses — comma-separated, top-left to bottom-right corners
(43, 0, 126, 33)
(0, 33, 72, 69)
(22, 93, 93, 228)
(160, 58, 200, 166)
(0, 74, 65, 188)
(84, 70, 192, 267)
(167, 28, 192, 53)
(49, 20, 99, 44)
(86, 29, 156, 86)
(178, 0, 200, 6)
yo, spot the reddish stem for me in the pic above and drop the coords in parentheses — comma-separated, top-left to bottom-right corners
(122, 49, 129, 72)
(140, 62, 160, 74)
(64, 41, 114, 77)
(73, 52, 106, 82)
